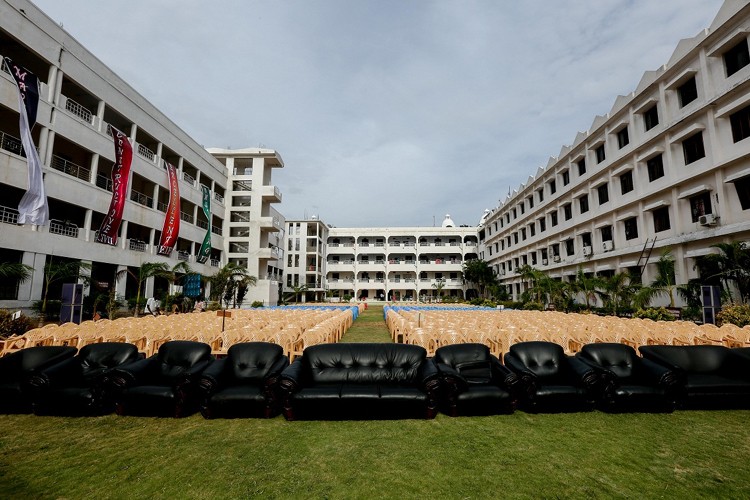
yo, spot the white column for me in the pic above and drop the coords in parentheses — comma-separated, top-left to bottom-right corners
(120, 220, 129, 249)
(17, 252, 45, 304)
(83, 209, 93, 242)
(115, 265, 128, 303)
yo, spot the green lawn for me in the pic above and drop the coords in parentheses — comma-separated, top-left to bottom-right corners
(1, 411, 749, 499)
(339, 304, 392, 343)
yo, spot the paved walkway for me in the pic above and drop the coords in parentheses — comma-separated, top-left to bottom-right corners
(339, 304, 393, 343)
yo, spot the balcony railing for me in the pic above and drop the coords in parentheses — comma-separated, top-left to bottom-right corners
(96, 173, 113, 192)
(180, 211, 194, 224)
(214, 192, 224, 204)
(183, 171, 196, 186)
(177, 250, 190, 262)
(210, 259, 220, 267)
(197, 219, 209, 230)
(157, 201, 168, 212)
(137, 143, 156, 162)
(51, 154, 91, 182)
(64, 97, 94, 125)
(130, 189, 153, 208)
(0, 205, 19, 225)
(48, 219, 79, 238)
(0, 130, 23, 156)
(128, 239, 147, 252)
(231, 213, 250, 223)
(233, 180, 252, 191)
(212, 225, 223, 236)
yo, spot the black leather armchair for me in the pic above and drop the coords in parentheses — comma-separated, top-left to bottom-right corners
(0, 346, 77, 413)
(198, 342, 289, 419)
(639, 345, 750, 409)
(504, 341, 598, 413)
(433, 343, 519, 416)
(576, 343, 678, 412)
(109, 340, 213, 417)
(30, 342, 142, 416)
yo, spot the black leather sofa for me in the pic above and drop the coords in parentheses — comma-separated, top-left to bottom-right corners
(30, 342, 142, 416)
(199, 342, 289, 419)
(278, 343, 441, 420)
(639, 345, 750, 409)
(109, 340, 214, 417)
(0, 345, 77, 413)
(504, 341, 599, 413)
(433, 343, 519, 416)
(576, 343, 678, 412)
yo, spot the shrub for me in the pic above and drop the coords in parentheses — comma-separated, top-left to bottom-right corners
(32, 300, 61, 321)
(716, 304, 750, 327)
(343, 294, 352, 302)
(522, 301, 544, 311)
(633, 307, 677, 322)
(0, 310, 36, 338)
(251, 301, 264, 308)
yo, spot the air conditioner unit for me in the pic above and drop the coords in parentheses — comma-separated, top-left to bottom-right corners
(542, 259, 549, 266)
(552, 255, 561, 263)
(602, 241, 614, 252)
(698, 214, 718, 226)
(583, 246, 593, 257)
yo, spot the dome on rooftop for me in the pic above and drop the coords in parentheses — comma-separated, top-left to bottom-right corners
(441, 214, 455, 228)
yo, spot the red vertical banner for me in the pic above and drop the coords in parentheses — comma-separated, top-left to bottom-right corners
(157, 161, 180, 256)
(96, 126, 133, 245)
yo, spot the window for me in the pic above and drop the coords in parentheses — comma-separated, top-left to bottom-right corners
(682, 132, 706, 164)
(563, 203, 572, 221)
(595, 144, 606, 164)
(689, 192, 712, 222)
(678, 77, 698, 107)
(643, 105, 659, 131)
(581, 232, 592, 248)
(624, 217, 638, 240)
(617, 127, 630, 149)
(724, 38, 750, 77)
(549, 180, 557, 195)
(579, 194, 589, 214)
(562, 170, 570, 186)
(538, 217, 546, 232)
(529, 223, 536, 237)
(565, 238, 575, 256)
(730, 104, 750, 143)
(734, 176, 750, 210)
(653, 207, 671, 233)
(550, 211, 558, 227)
(577, 159, 587, 176)
(647, 154, 665, 181)
(513, 232, 519, 244)
(551, 244, 560, 257)
(527, 196, 534, 209)
(505, 213, 510, 223)
(620, 171, 634, 194)
(597, 183, 609, 205)
(520, 203, 525, 215)
(530, 252, 537, 265)
(521, 228, 527, 241)
(512, 208, 517, 219)
(537, 188, 544, 203)
(600, 225, 613, 242)
(541, 248, 549, 261)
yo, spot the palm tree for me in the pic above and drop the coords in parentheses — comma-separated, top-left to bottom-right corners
(702, 241, 750, 304)
(572, 268, 604, 310)
(431, 278, 446, 301)
(38, 258, 92, 324)
(515, 265, 547, 303)
(650, 249, 678, 307)
(286, 283, 309, 304)
(463, 259, 496, 298)
(0, 262, 34, 283)
(116, 262, 173, 317)
(208, 263, 257, 308)
(600, 272, 638, 316)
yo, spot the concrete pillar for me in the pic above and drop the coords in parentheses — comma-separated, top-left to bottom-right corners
(79, 259, 93, 299)
(89, 153, 99, 185)
(17, 252, 45, 304)
(115, 265, 128, 302)
(96, 100, 106, 133)
(120, 220, 129, 249)
(44, 130, 56, 166)
(46, 65, 59, 104)
(83, 209, 93, 241)
(144, 276, 155, 301)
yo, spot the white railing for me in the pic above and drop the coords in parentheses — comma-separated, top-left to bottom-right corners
(210, 259, 220, 267)
(137, 143, 155, 162)
(48, 219, 79, 238)
(157, 201, 169, 212)
(0, 130, 23, 156)
(214, 192, 224, 204)
(64, 97, 94, 124)
(197, 219, 209, 229)
(177, 250, 190, 262)
(130, 190, 153, 207)
(212, 225, 223, 236)
(272, 216, 282, 229)
(129, 239, 147, 252)
(51, 154, 91, 182)
(180, 211, 194, 224)
(96, 173, 113, 192)
(0, 205, 19, 225)
(231, 213, 250, 223)
(274, 186, 281, 199)
(183, 171, 196, 185)
(233, 180, 252, 191)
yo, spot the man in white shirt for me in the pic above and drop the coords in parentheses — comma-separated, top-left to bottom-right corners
(145, 297, 161, 316)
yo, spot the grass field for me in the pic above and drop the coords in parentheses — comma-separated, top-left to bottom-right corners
(2, 305, 749, 499)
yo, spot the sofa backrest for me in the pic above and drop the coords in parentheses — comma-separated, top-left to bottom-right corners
(434, 343, 493, 383)
(302, 343, 427, 385)
(157, 340, 212, 381)
(508, 341, 566, 378)
(227, 342, 285, 382)
(580, 343, 638, 379)
(640, 345, 730, 373)
(0, 346, 77, 381)
(78, 342, 140, 377)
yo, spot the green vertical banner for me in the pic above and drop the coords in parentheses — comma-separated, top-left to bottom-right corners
(196, 185, 212, 264)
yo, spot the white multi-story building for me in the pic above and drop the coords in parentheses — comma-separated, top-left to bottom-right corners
(207, 148, 285, 306)
(479, 0, 750, 304)
(284, 216, 480, 302)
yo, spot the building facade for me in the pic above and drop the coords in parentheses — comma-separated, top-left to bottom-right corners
(284, 216, 480, 302)
(479, 1, 750, 304)
(207, 148, 285, 306)
(0, 0, 230, 312)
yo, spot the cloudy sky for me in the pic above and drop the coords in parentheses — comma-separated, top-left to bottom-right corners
(33, 0, 725, 228)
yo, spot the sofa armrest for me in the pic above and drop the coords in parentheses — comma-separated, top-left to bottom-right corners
(722, 351, 750, 381)
(639, 347, 683, 372)
(179, 358, 214, 387)
(567, 356, 600, 392)
(503, 352, 539, 399)
(30, 356, 81, 391)
(637, 358, 681, 388)
(435, 362, 468, 393)
(108, 356, 155, 389)
(489, 357, 522, 399)
(197, 358, 227, 397)
(278, 358, 307, 396)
